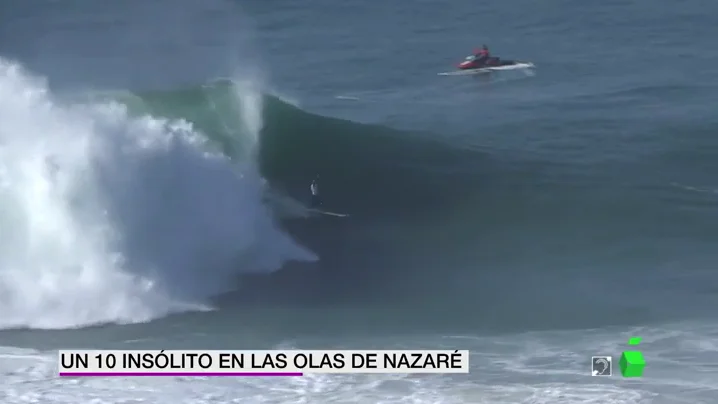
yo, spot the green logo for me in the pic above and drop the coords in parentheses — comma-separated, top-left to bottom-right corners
(619, 336, 645, 377)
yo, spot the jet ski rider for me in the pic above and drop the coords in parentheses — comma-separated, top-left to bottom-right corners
(474, 45, 490, 65)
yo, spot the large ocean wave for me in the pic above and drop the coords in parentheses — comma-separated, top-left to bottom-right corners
(0, 59, 315, 329)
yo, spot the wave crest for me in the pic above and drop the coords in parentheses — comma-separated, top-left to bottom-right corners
(0, 59, 314, 330)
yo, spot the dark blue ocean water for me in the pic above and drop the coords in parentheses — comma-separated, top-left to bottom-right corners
(1, 0, 717, 402)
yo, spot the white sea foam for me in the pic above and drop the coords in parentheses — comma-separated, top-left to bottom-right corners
(0, 58, 315, 329)
(1, 321, 716, 403)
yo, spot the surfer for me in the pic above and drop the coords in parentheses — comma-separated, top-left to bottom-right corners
(310, 175, 321, 208)
(306, 175, 349, 217)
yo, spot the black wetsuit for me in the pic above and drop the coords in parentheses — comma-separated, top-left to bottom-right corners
(310, 179, 321, 208)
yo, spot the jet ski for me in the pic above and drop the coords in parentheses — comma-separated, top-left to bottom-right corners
(438, 54, 534, 76)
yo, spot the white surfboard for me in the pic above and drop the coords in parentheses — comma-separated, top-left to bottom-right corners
(308, 208, 350, 217)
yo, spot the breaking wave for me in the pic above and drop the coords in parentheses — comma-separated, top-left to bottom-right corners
(0, 59, 315, 329)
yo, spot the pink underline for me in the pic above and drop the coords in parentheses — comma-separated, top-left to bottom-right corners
(59, 372, 303, 377)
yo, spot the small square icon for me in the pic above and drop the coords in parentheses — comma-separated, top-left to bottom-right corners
(591, 356, 612, 376)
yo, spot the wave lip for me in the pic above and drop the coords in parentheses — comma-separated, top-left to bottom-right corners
(0, 59, 314, 330)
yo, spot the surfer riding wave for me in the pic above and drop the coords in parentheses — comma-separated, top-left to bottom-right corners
(310, 175, 321, 208)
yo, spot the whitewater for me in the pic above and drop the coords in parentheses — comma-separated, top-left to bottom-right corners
(3, 0, 718, 401)
(0, 58, 314, 329)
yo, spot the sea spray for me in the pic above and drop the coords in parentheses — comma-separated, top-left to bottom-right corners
(0, 58, 314, 329)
